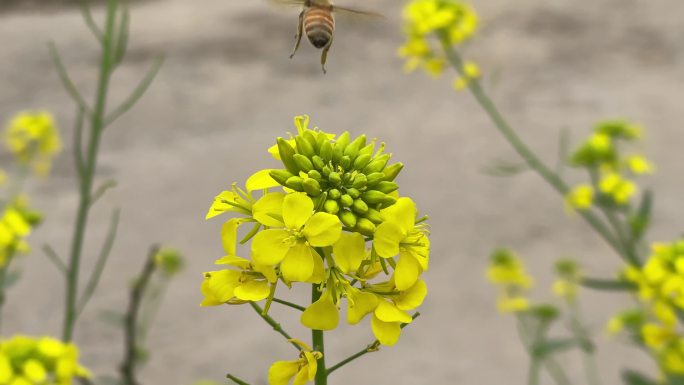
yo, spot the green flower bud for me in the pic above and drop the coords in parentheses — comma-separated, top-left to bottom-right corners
(342, 172, 353, 184)
(344, 134, 366, 160)
(346, 187, 360, 199)
(340, 155, 352, 170)
(363, 154, 391, 174)
(364, 208, 383, 224)
(352, 199, 369, 214)
(362, 190, 395, 205)
(358, 142, 375, 157)
(339, 210, 357, 228)
(316, 131, 329, 152)
(382, 162, 404, 182)
(270, 169, 295, 185)
(339, 194, 354, 208)
(302, 178, 321, 196)
(308, 169, 322, 180)
(332, 145, 344, 164)
(293, 154, 314, 172)
(286, 176, 304, 191)
(320, 141, 333, 162)
(375, 181, 399, 194)
(296, 135, 316, 158)
(323, 199, 340, 214)
(365, 172, 385, 186)
(352, 174, 367, 189)
(277, 138, 299, 174)
(355, 218, 376, 235)
(155, 248, 184, 277)
(312, 193, 327, 211)
(328, 188, 341, 200)
(328, 171, 342, 186)
(321, 165, 332, 177)
(352, 153, 372, 170)
(332, 132, 350, 164)
(312, 155, 325, 170)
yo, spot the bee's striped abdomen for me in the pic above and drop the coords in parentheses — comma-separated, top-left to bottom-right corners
(303, 6, 335, 49)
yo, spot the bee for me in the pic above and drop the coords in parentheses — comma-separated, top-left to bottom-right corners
(275, 0, 382, 73)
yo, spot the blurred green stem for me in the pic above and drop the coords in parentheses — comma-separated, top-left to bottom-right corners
(440, 41, 635, 266)
(61, 0, 118, 342)
(0, 251, 16, 334)
(516, 316, 573, 385)
(120, 245, 159, 385)
(568, 301, 602, 385)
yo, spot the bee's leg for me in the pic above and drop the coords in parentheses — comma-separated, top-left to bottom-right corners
(290, 11, 304, 59)
(320, 36, 333, 74)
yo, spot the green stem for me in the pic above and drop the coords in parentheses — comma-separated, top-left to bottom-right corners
(327, 312, 421, 375)
(62, 0, 118, 342)
(516, 316, 573, 385)
(120, 245, 159, 385)
(249, 301, 301, 351)
(568, 302, 602, 385)
(272, 297, 306, 311)
(312, 285, 327, 385)
(0, 251, 16, 334)
(441, 42, 629, 264)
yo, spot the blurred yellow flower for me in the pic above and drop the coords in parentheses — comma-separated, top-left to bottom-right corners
(4, 111, 62, 176)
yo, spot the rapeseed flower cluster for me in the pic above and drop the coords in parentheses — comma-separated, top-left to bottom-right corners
(0, 197, 41, 268)
(566, 120, 652, 210)
(268, 340, 322, 385)
(486, 249, 533, 313)
(0, 335, 90, 385)
(4, 112, 61, 176)
(202, 116, 429, 363)
(610, 240, 684, 375)
(399, 0, 478, 79)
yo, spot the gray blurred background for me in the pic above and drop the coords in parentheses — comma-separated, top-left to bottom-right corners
(1, 0, 684, 383)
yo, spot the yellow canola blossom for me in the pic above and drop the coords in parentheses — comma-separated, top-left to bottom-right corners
(4, 111, 61, 176)
(0, 197, 41, 268)
(0, 335, 90, 385)
(486, 249, 533, 313)
(268, 340, 322, 385)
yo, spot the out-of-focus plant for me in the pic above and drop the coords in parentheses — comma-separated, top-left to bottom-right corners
(203, 115, 429, 385)
(399, 0, 682, 383)
(0, 335, 90, 385)
(45, 0, 163, 343)
(0, 111, 61, 332)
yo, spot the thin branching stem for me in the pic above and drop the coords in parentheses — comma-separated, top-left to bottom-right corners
(120, 245, 159, 385)
(326, 312, 421, 375)
(272, 297, 306, 311)
(226, 374, 252, 385)
(42, 244, 68, 276)
(104, 56, 164, 127)
(441, 42, 630, 265)
(79, 0, 104, 44)
(568, 301, 602, 385)
(62, 0, 119, 342)
(48, 42, 93, 117)
(249, 301, 302, 351)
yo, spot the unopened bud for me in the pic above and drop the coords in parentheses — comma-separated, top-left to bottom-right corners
(293, 154, 314, 172)
(382, 163, 404, 182)
(328, 189, 341, 200)
(323, 199, 340, 214)
(270, 169, 294, 185)
(328, 171, 342, 186)
(375, 181, 399, 194)
(363, 154, 391, 174)
(277, 138, 299, 174)
(302, 178, 321, 196)
(286, 176, 304, 191)
(352, 199, 369, 214)
(339, 210, 357, 228)
(355, 218, 376, 235)
(340, 194, 354, 208)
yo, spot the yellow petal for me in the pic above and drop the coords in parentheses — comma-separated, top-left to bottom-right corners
(303, 351, 318, 381)
(0, 355, 13, 383)
(268, 361, 299, 385)
(246, 169, 280, 192)
(214, 255, 251, 268)
(234, 280, 271, 301)
(371, 314, 401, 346)
(221, 218, 250, 256)
(253, 192, 285, 227)
(347, 288, 379, 325)
(380, 197, 416, 232)
(200, 270, 240, 306)
(252, 229, 291, 265)
(205, 191, 241, 219)
(23, 359, 46, 383)
(374, 300, 412, 323)
(373, 222, 404, 258)
(301, 290, 339, 331)
(284, 193, 313, 230)
(305, 249, 326, 284)
(395, 279, 427, 310)
(254, 263, 278, 283)
(281, 243, 316, 282)
(303, 213, 342, 247)
(333, 232, 366, 273)
(292, 367, 310, 385)
(393, 254, 422, 291)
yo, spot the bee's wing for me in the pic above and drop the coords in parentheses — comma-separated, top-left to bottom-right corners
(331, 5, 384, 19)
(268, 0, 307, 7)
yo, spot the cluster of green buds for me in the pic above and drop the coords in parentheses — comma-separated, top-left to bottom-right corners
(566, 119, 653, 210)
(202, 116, 430, 384)
(0, 335, 90, 385)
(268, 116, 402, 236)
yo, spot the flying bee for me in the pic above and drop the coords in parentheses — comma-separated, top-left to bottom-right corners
(274, 0, 382, 73)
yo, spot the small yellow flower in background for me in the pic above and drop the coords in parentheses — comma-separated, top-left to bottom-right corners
(564, 184, 594, 213)
(598, 172, 636, 204)
(399, 0, 478, 77)
(486, 249, 533, 313)
(268, 339, 322, 385)
(0, 335, 90, 385)
(452, 61, 480, 91)
(0, 197, 42, 268)
(4, 111, 62, 176)
(552, 259, 582, 302)
(626, 154, 654, 175)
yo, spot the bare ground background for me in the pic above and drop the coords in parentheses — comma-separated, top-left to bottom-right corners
(1, 0, 684, 384)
